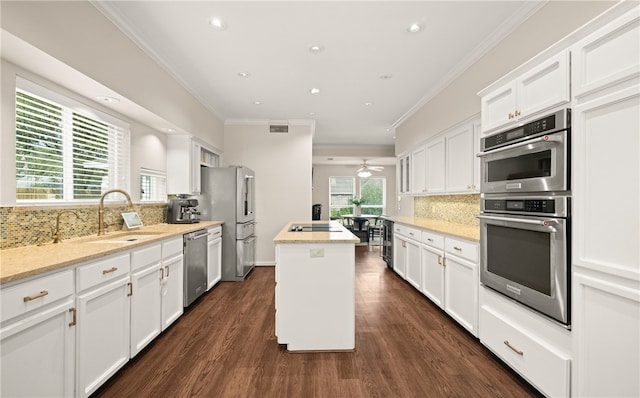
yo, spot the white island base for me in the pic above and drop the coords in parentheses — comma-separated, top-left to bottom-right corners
(274, 222, 358, 352)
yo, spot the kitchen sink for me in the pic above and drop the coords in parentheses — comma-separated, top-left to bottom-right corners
(86, 233, 161, 243)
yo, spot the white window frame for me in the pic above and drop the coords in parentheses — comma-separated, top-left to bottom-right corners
(359, 177, 386, 215)
(140, 168, 167, 203)
(15, 77, 130, 204)
(329, 176, 356, 218)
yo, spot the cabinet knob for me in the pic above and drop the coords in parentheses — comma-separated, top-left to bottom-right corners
(508, 113, 514, 119)
(515, 109, 521, 117)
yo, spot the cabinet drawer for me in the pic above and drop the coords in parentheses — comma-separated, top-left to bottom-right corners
(394, 224, 420, 240)
(480, 306, 570, 398)
(208, 226, 222, 241)
(445, 238, 477, 262)
(1, 269, 74, 322)
(76, 253, 130, 292)
(421, 231, 444, 249)
(131, 243, 161, 271)
(162, 237, 183, 260)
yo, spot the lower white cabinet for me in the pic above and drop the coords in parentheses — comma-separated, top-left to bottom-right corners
(420, 232, 445, 309)
(393, 224, 420, 284)
(393, 234, 406, 278)
(130, 244, 163, 357)
(0, 270, 75, 398)
(76, 267, 131, 398)
(207, 226, 222, 290)
(161, 250, 184, 331)
(443, 238, 478, 336)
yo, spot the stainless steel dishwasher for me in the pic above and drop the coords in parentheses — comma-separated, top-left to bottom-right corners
(183, 229, 208, 307)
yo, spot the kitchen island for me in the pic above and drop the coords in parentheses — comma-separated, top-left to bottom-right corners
(273, 221, 359, 351)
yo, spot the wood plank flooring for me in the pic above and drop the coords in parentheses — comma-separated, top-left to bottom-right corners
(93, 246, 541, 398)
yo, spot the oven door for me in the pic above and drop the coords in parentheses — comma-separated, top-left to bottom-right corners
(479, 129, 568, 194)
(479, 213, 569, 326)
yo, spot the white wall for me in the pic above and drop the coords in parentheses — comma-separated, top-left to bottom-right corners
(395, 1, 615, 154)
(311, 164, 397, 219)
(223, 122, 314, 265)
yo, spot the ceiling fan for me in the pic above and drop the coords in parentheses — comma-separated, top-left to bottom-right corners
(356, 160, 384, 177)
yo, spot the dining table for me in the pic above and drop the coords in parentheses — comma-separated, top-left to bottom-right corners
(341, 214, 380, 231)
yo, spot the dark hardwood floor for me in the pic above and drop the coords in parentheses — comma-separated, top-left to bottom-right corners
(93, 246, 541, 398)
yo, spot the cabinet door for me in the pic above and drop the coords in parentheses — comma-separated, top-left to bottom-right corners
(161, 254, 184, 331)
(473, 121, 481, 191)
(405, 239, 421, 289)
(480, 81, 517, 133)
(1, 298, 75, 398)
(191, 141, 202, 194)
(421, 245, 444, 308)
(444, 254, 478, 336)
(517, 51, 570, 121)
(393, 235, 406, 278)
(445, 124, 474, 193)
(76, 275, 130, 398)
(572, 8, 640, 99)
(425, 137, 445, 193)
(208, 237, 222, 290)
(411, 146, 426, 194)
(573, 86, 639, 278)
(130, 262, 162, 357)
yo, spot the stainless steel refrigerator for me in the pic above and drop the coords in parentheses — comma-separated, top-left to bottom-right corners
(197, 166, 256, 281)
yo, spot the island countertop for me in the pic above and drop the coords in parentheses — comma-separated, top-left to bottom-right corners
(0, 221, 223, 285)
(274, 221, 359, 244)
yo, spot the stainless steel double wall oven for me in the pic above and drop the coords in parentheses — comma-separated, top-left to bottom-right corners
(478, 108, 572, 327)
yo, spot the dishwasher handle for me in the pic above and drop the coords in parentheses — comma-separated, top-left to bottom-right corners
(186, 230, 209, 241)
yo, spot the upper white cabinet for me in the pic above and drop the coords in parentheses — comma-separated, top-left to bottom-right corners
(572, 9, 639, 100)
(445, 123, 477, 193)
(410, 146, 426, 194)
(481, 51, 570, 134)
(425, 137, 446, 194)
(166, 136, 218, 195)
(398, 153, 411, 195)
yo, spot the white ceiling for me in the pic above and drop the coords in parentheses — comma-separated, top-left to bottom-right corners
(94, 1, 541, 150)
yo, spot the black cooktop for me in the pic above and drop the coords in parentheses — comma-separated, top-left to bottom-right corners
(289, 223, 343, 232)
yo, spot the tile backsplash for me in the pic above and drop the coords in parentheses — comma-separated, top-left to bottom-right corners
(0, 203, 167, 249)
(414, 194, 480, 226)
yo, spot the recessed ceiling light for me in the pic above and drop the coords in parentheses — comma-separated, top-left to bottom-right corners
(209, 17, 228, 30)
(407, 23, 422, 33)
(379, 73, 393, 80)
(308, 112, 316, 116)
(309, 44, 324, 53)
(96, 96, 119, 103)
(363, 102, 374, 107)
(310, 88, 320, 95)
(253, 100, 262, 105)
(237, 72, 250, 78)
(162, 127, 176, 133)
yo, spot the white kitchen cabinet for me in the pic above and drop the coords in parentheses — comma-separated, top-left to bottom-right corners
(207, 226, 222, 290)
(420, 231, 445, 308)
(76, 253, 131, 398)
(130, 244, 162, 357)
(481, 51, 570, 134)
(393, 234, 406, 279)
(445, 123, 475, 193)
(0, 270, 75, 398)
(166, 135, 218, 195)
(410, 146, 426, 194)
(472, 120, 481, 191)
(571, 7, 639, 101)
(393, 224, 420, 282)
(425, 137, 445, 194)
(397, 153, 411, 195)
(405, 238, 421, 290)
(161, 238, 184, 330)
(443, 238, 478, 336)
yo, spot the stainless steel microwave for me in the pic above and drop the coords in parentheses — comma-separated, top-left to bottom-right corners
(479, 108, 570, 194)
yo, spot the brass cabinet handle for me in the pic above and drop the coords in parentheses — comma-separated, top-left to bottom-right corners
(23, 290, 48, 302)
(427, 238, 433, 242)
(504, 340, 524, 356)
(442, 257, 446, 267)
(102, 267, 118, 275)
(437, 255, 442, 265)
(165, 266, 169, 277)
(453, 246, 462, 252)
(515, 109, 521, 117)
(127, 282, 133, 297)
(508, 113, 514, 119)
(160, 267, 164, 280)
(69, 307, 77, 327)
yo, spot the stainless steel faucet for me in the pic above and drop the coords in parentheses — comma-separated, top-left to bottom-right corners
(98, 189, 134, 236)
(52, 210, 79, 243)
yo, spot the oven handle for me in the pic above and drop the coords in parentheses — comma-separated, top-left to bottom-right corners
(478, 214, 559, 227)
(477, 134, 563, 157)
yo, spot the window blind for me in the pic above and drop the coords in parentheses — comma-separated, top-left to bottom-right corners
(15, 78, 130, 202)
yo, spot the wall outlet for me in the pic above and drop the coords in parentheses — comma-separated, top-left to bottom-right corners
(310, 248, 324, 258)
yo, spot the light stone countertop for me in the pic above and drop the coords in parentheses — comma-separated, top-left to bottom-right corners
(389, 216, 480, 242)
(0, 221, 223, 285)
(274, 221, 359, 244)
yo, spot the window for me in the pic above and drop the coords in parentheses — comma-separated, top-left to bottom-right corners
(329, 177, 355, 218)
(360, 177, 385, 215)
(15, 78, 130, 202)
(140, 168, 166, 202)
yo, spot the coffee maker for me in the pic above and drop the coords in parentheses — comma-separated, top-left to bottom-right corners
(168, 197, 201, 224)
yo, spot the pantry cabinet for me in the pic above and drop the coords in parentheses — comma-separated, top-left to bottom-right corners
(0, 270, 75, 398)
(480, 51, 570, 134)
(75, 252, 131, 398)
